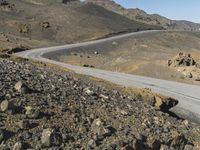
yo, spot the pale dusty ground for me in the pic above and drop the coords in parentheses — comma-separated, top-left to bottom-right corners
(59, 31, 200, 85)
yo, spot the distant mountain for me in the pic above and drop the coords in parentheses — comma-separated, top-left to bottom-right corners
(85, 0, 200, 31)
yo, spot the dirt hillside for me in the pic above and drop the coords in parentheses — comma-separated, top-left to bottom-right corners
(0, 0, 158, 51)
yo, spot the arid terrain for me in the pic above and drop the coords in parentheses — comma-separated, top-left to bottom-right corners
(0, 56, 200, 149)
(1, 0, 200, 149)
(85, 0, 200, 30)
(0, 0, 158, 53)
(59, 31, 200, 85)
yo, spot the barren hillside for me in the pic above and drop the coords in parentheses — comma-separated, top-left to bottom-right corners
(0, 0, 158, 51)
(85, 0, 200, 30)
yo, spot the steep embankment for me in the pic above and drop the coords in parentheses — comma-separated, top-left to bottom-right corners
(0, 58, 200, 149)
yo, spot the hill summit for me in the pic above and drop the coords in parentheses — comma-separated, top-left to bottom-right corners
(85, 0, 200, 31)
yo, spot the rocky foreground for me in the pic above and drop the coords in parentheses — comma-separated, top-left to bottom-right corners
(0, 58, 200, 150)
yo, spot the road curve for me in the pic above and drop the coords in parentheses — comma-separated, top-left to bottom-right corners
(15, 30, 200, 123)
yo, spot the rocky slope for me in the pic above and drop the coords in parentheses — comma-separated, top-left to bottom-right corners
(0, 0, 158, 52)
(0, 58, 200, 149)
(85, 0, 200, 31)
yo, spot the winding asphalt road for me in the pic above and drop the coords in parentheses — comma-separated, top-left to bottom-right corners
(15, 30, 200, 123)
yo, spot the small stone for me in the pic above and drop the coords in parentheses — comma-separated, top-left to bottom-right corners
(91, 118, 112, 137)
(13, 141, 24, 150)
(196, 63, 200, 68)
(1, 100, 13, 112)
(134, 139, 146, 150)
(99, 94, 109, 100)
(170, 134, 187, 150)
(154, 96, 163, 108)
(41, 128, 62, 147)
(61, 133, 68, 143)
(14, 81, 31, 93)
(17, 120, 30, 129)
(160, 144, 170, 150)
(94, 51, 98, 55)
(14, 81, 23, 92)
(116, 107, 128, 116)
(5, 94, 11, 99)
(25, 106, 40, 119)
(41, 22, 50, 28)
(19, 131, 32, 140)
(147, 137, 161, 149)
(87, 139, 96, 148)
(182, 120, 189, 127)
(184, 144, 195, 150)
(168, 60, 172, 66)
(120, 145, 134, 150)
(112, 41, 118, 46)
(84, 88, 94, 95)
(0, 129, 4, 143)
(183, 72, 193, 78)
(195, 76, 200, 81)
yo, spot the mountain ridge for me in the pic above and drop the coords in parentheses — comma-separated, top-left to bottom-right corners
(85, 0, 200, 31)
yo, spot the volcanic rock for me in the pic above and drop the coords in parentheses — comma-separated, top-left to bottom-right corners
(13, 141, 24, 150)
(14, 81, 32, 94)
(84, 87, 95, 95)
(195, 76, 200, 81)
(168, 52, 200, 80)
(87, 139, 96, 149)
(168, 52, 196, 67)
(91, 118, 112, 137)
(62, 0, 79, 4)
(17, 120, 30, 129)
(25, 106, 40, 119)
(18, 24, 29, 34)
(147, 137, 161, 149)
(0, 129, 4, 143)
(41, 22, 50, 28)
(153, 96, 178, 110)
(0, 0, 8, 6)
(0, 100, 14, 112)
(41, 128, 62, 147)
(170, 134, 187, 150)
(183, 71, 193, 78)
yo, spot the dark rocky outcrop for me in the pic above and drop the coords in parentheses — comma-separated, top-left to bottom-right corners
(168, 52, 200, 81)
(168, 52, 196, 67)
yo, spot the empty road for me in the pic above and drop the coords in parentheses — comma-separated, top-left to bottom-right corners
(15, 30, 200, 123)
